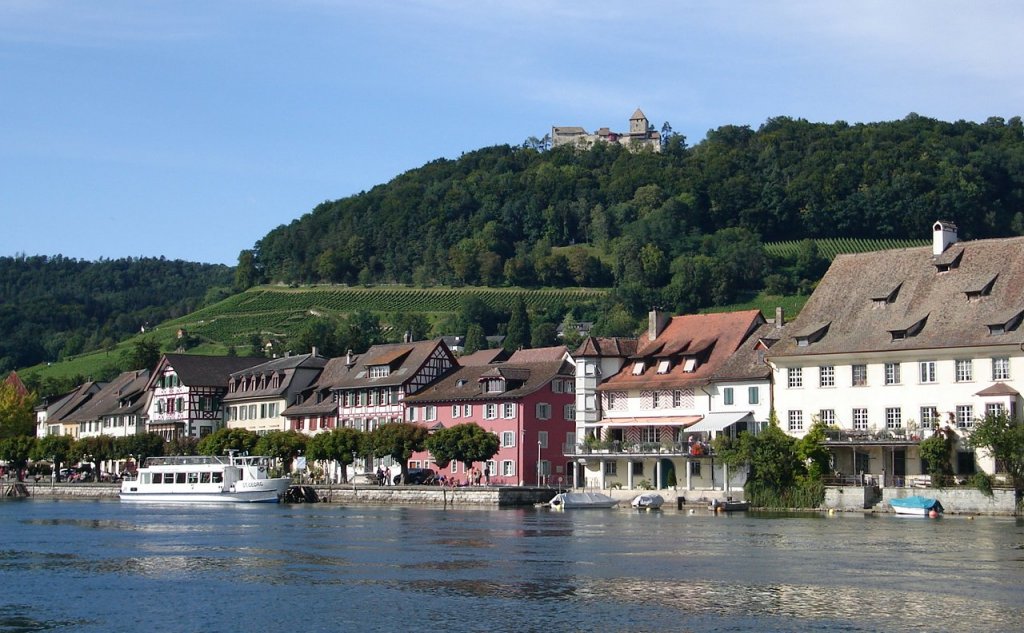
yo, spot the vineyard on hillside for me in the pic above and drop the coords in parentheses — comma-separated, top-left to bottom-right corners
(765, 238, 929, 260)
(163, 286, 610, 346)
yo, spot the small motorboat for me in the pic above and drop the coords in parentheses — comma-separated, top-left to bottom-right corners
(549, 491, 619, 509)
(631, 493, 664, 509)
(889, 495, 943, 516)
(710, 498, 750, 512)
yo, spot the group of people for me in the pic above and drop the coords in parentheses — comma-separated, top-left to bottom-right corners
(374, 466, 392, 486)
(687, 434, 711, 456)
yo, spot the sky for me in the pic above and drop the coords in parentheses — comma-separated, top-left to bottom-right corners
(3, 1, 1024, 266)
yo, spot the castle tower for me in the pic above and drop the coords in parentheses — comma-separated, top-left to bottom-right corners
(629, 108, 649, 136)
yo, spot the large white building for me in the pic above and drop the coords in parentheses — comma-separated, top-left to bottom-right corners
(768, 221, 1024, 485)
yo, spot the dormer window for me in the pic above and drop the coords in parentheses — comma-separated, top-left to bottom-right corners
(657, 360, 672, 374)
(795, 322, 831, 347)
(965, 275, 998, 302)
(871, 283, 902, 308)
(631, 361, 645, 376)
(369, 365, 390, 378)
(987, 309, 1024, 336)
(889, 315, 928, 342)
(484, 378, 505, 393)
(934, 249, 964, 273)
(682, 358, 697, 373)
(456, 379, 468, 388)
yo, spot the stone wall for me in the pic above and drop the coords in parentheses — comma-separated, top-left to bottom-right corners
(825, 485, 1017, 515)
(24, 483, 120, 499)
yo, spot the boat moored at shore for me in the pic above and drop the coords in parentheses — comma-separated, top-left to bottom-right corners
(120, 453, 290, 503)
(549, 491, 619, 509)
(889, 495, 943, 516)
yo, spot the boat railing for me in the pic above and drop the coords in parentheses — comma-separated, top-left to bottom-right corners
(143, 456, 229, 467)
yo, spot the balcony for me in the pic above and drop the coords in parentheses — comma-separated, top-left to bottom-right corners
(563, 441, 714, 458)
(823, 428, 930, 445)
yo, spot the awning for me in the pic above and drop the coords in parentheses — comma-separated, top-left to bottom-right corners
(686, 411, 753, 434)
(581, 416, 701, 428)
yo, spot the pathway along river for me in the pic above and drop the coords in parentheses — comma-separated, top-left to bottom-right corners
(2, 499, 1023, 632)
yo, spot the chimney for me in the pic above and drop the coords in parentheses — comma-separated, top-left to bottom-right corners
(403, 330, 412, 343)
(933, 220, 958, 255)
(775, 306, 784, 329)
(648, 309, 671, 341)
(312, 346, 319, 358)
(346, 349, 353, 366)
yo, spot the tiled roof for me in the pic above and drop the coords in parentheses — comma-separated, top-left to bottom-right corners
(45, 381, 103, 423)
(975, 382, 1020, 397)
(768, 236, 1024, 357)
(333, 339, 453, 390)
(65, 370, 150, 422)
(458, 349, 510, 366)
(154, 354, 266, 388)
(224, 353, 327, 402)
(507, 346, 569, 363)
(711, 323, 776, 383)
(599, 310, 765, 391)
(405, 360, 573, 404)
(574, 337, 638, 358)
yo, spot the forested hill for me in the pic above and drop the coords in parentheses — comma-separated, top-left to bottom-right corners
(0, 256, 233, 373)
(250, 114, 1024, 295)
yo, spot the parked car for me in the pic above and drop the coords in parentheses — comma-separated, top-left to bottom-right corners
(394, 468, 436, 485)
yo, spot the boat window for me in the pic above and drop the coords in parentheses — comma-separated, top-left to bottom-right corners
(164, 474, 175, 484)
(212, 472, 223, 483)
(187, 473, 199, 484)
(200, 472, 211, 483)
(151, 473, 161, 484)
(176, 473, 187, 484)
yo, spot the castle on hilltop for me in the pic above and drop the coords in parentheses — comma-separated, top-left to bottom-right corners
(551, 109, 661, 152)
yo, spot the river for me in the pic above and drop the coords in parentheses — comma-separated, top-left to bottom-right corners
(2, 499, 1022, 632)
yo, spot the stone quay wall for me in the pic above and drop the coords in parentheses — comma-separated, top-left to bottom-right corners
(825, 485, 1017, 515)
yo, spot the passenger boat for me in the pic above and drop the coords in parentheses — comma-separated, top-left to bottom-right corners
(549, 491, 619, 509)
(120, 453, 290, 503)
(630, 493, 664, 509)
(889, 495, 944, 516)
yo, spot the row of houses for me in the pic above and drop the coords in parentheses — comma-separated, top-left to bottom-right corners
(35, 221, 1024, 491)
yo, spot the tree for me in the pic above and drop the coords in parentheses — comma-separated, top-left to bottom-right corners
(234, 249, 262, 292)
(531, 321, 558, 348)
(919, 430, 954, 487)
(369, 422, 428, 484)
(559, 312, 584, 350)
(425, 422, 500, 472)
(197, 427, 259, 456)
(115, 432, 165, 463)
(73, 435, 117, 476)
(120, 337, 161, 372)
(31, 434, 74, 468)
(167, 435, 200, 456)
(305, 427, 364, 483)
(969, 412, 1024, 503)
(0, 435, 35, 479)
(254, 430, 308, 474)
(463, 323, 486, 355)
(0, 379, 36, 439)
(504, 297, 530, 352)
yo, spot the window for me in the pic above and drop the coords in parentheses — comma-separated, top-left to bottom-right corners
(787, 410, 803, 432)
(683, 358, 698, 372)
(603, 462, 617, 476)
(651, 391, 660, 408)
(956, 405, 974, 429)
(993, 357, 1010, 381)
(885, 407, 902, 429)
(584, 362, 596, 376)
(853, 408, 868, 431)
(986, 402, 1005, 417)
(563, 404, 575, 420)
(485, 404, 497, 419)
(452, 405, 460, 418)
(424, 406, 436, 421)
(584, 394, 596, 411)
(723, 388, 734, 405)
(641, 426, 658, 443)
(451, 462, 459, 474)
(819, 366, 835, 388)
(919, 361, 936, 384)
(852, 364, 867, 387)
(536, 403, 551, 420)
(463, 404, 472, 417)
(956, 359, 973, 382)
(690, 462, 701, 477)
(819, 409, 835, 426)
(552, 380, 563, 393)
(501, 460, 515, 477)
(920, 407, 938, 429)
(406, 408, 417, 422)
(484, 379, 505, 393)
(748, 387, 759, 405)
(565, 380, 575, 394)
(501, 431, 515, 447)
(538, 431, 548, 449)
(787, 368, 803, 388)
(502, 403, 516, 419)
(657, 360, 671, 374)
(632, 361, 645, 376)
(672, 390, 682, 407)
(884, 363, 901, 385)
(369, 365, 390, 378)
(607, 393, 617, 410)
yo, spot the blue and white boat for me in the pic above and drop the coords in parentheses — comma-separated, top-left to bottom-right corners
(889, 495, 943, 516)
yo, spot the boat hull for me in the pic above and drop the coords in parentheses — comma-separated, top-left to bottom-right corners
(120, 479, 290, 504)
(889, 495, 943, 516)
(631, 493, 664, 509)
(550, 492, 619, 509)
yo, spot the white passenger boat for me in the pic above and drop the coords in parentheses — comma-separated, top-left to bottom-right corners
(120, 453, 290, 503)
(549, 491, 619, 509)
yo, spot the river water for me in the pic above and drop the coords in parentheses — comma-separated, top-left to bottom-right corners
(2, 499, 1023, 632)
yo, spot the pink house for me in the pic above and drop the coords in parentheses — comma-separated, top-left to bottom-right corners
(404, 347, 576, 486)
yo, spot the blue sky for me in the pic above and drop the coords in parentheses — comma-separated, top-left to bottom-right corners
(3, 1, 1023, 266)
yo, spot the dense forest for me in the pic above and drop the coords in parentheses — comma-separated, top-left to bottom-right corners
(0, 256, 233, 372)
(249, 113, 1024, 311)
